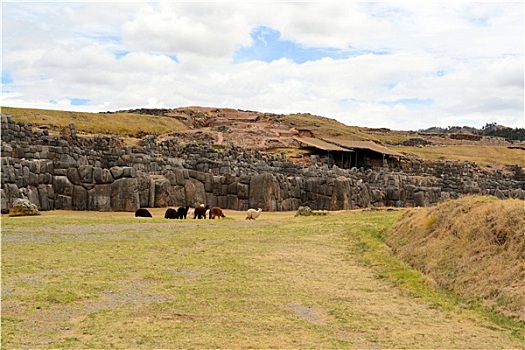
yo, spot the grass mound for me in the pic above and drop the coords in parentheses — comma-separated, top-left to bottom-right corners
(8, 206, 40, 217)
(387, 196, 525, 321)
(1, 106, 188, 139)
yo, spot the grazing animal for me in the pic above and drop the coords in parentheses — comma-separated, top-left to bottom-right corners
(210, 206, 226, 219)
(194, 204, 209, 219)
(164, 208, 178, 219)
(177, 205, 190, 219)
(135, 208, 152, 218)
(246, 208, 263, 220)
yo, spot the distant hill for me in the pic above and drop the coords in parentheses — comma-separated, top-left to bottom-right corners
(113, 106, 376, 145)
(420, 123, 525, 141)
(2, 106, 524, 168)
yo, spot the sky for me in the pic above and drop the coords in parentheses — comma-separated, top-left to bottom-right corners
(1, 1, 524, 130)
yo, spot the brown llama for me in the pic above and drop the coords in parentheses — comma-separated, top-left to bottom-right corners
(210, 206, 226, 219)
(194, 204, 209, 219)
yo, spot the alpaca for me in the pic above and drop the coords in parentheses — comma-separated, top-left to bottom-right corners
(210, 206, 226, 219)
(246, 208, 263, 220)
(177, 205, 190, 219)
(194, 204, 209, 219)
(164, 208, 178, 219)
(135, 208, 152, 218)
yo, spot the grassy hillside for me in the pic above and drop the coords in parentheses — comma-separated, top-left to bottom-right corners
(281, 113, 374, 141)
(2, 106, 523, 167)
(387, 196, 525, 322)
(1, 107, 188, 139)
(391, 145, 525, 167)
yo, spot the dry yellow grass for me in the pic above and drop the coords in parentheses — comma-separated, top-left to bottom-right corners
(387, 196, 525, 321)
(1, 106, 188, 138)
(2, 208, 522, 348)
(282, 113, 374, 141)
(391, 145, 525, 167)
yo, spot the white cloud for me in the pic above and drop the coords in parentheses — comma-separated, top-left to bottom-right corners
(121, 3, 253, 61)
(1, 2, 523, 130)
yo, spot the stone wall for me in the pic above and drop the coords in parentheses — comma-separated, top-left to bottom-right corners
(1, 114, 524, 213)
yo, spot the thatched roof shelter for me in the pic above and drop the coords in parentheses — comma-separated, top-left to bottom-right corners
(322, 139, 403, 157)
(293, 137, 352, 152)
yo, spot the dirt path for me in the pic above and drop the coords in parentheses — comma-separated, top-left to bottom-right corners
(1, 210, 522, 349)
(241, 215, 522, 349)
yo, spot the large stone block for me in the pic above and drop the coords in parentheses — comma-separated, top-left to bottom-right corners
(281, 198, 301, 211)
(66, 167, 81, 185)
(122, 166, 136, 178)
(3, 165, 16, 183)
(37, 184, 53, 211)
(78, 165, 94, 183)
(28, 172, 39, 186)
(55, 194, 73, 210)
(137, 174, 153, 208)
(174, 169, 186, 186)
(237, 183, 249, 199)
(204, 173, 214, 192)
(227, 182, 238, 195)
(0, 189, 8, 213)
(185, 178, 206, 207)
(217, 196, 229, 208)
(330, 176, 353, 210)
(239, 174, 251, 184)
(154, 178, 170, 207)
(88, 184, 111, 211)
(227, 194, 239, 210)
(110, 178, 139, 212)
(249, 172, 282, 211)
(94, 167, 114, 184)
(164, 172, 177, 186)
(26, 186, 40, 210)
(413, 190, 429, 207)
(305, 194, 331, 210)
(212, 176, 225, 195)
(3, 183, 20, 205)
(237, 199, 250, 211)
(169, 185, 186, 206)
(53, 175, 74, 196)
(110, 166, 124, 179)
(148, 178, 156, 208)
(73, 185, 88, 210)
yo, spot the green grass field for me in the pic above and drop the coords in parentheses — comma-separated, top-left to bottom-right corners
(1, 209, 522, 349)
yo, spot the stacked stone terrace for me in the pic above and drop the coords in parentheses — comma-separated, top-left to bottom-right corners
(1, 114, 524, 213)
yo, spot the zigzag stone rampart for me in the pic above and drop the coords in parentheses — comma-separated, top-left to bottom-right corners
(1, 114, 524, 213)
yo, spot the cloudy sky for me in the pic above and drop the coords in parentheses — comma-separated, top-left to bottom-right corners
(2, 2, 523, 130)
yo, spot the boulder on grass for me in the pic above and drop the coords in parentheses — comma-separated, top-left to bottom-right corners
(9, 198, 40, 217)
(295, 206, 312, 217)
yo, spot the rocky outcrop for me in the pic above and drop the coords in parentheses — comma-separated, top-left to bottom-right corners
(1, 114, 524, 213)
(8, 198, 39, 216)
